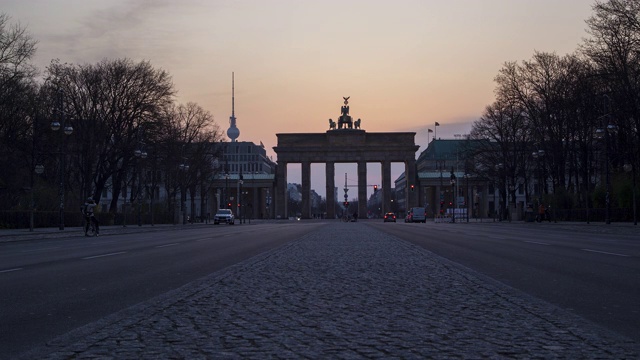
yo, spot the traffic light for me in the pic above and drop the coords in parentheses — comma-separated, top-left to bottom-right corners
(410, 184, 415, 192)
(373, 184, 378, 193)
(343, 201, 349, 207)
(227, 202, 232, 208)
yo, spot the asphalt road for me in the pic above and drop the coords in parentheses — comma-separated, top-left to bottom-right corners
(0, 222, 324, 359)
(367, 220, 640, 342)
(1, 220, 638, 358)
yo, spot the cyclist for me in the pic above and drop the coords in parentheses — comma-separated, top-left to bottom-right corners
(82, 197, 100, 236)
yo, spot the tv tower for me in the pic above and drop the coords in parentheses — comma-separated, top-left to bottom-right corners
(226, 72, 240, 142)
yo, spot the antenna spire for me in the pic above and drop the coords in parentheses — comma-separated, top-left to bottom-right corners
(226, 72, 240, 142)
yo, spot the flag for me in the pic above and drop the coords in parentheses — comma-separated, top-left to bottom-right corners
(428, 129, 433, 133)
(435, 122, 440, 126)
(259, 141, 265, 148)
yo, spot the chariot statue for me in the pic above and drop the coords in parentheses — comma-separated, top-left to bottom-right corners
(328, 97, 363, 130)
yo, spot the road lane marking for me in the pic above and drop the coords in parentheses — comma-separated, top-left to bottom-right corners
(21, 247, 61, 253)
(82, 251, 127, 260)
(581, 249, 629, 257)
(488, 236, 511, 240)
(156, 243, 179, 248)
(523, 241, 550, 246)
(0, 268, 23, 273)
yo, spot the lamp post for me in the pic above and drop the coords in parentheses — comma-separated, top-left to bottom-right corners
(29, 164, 45, 231)
(463, 173, 470, 222)
(595, 121, 616, 224)
(595, 95, 617, 224)
(29, 112, 45, 232)
(450, 169, 456, 223)
(179, 160, 189, 225)
(50, 90, 73, 230)
(532, 150, 545, 197)
(238, 171, 244, 224)
(134, 147, 147, 226)
(224, 161, 230, 208)
(624, 163, 637, 225)
(495, 163, 504, 221)
(436, 160, 445, 218)
(508, 184, 515, 222)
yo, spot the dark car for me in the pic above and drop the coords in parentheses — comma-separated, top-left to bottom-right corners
(384, 212, 396, 222)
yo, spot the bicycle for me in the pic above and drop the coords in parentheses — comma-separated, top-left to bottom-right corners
(85, 216, 98, 237)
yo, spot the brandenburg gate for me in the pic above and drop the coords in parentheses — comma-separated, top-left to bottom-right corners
(273, 97, 420, 219)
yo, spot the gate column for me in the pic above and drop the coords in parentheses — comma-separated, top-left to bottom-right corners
(275, 162, 287, 219)
(301, 161, 311, 219)
(326, 162, 335, 219)
(382, 160, 392, 214)
(358, 161, 367, 219)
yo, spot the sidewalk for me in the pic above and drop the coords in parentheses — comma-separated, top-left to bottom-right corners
(19, 222, 639, 359)
(432, 217, 640, 236)
(0, 223, 209, 243)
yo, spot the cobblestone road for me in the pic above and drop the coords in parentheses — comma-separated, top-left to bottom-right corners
(20, 222, 639, 359)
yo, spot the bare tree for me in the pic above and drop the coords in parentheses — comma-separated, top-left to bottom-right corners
(470, 98, 528, 219)
(160, 102, 222, 222)
(0, 13, 38, 210)
(44, 58, 175, 213)
(583, 0, 640, 203)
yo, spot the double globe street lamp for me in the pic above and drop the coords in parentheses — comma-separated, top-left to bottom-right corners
(50, 91, 73, 230)
(134, 147, 148, 226)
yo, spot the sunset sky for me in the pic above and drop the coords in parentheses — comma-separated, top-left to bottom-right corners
(4, 0, 595, 198)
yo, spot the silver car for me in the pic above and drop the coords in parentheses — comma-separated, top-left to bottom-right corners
(213, 209, 235, 225)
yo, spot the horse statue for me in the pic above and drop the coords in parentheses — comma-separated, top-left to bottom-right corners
(329, 118, 336, 130)
(354, 118, 361, 129)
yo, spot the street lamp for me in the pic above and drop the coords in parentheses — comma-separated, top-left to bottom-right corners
(495, 163, 504, 221)
(238, 171, 244, 224)
(224, 161, 230, 209)
(508, 184, 515, 222)
(29, 164, 45, 231)
(595, 121, 617, 224)
(51, 91, 73, 230)
(595, 95, 618, 224)
(463, 173, 470, 222)
(179, 161, 189, 224)
(134, 146, 147, 226)
(624, 163, 637, 225)
(532, 149, 545, 197)
(450, 169, 456, 223)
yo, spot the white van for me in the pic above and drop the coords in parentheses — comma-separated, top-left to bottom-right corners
(407, 207, 426, 223)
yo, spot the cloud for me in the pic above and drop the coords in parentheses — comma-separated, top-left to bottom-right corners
(41, 0, 185, 65)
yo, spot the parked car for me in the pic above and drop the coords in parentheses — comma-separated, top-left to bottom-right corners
(383, 212, 396, 222)
(213, 209, 235, 225)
